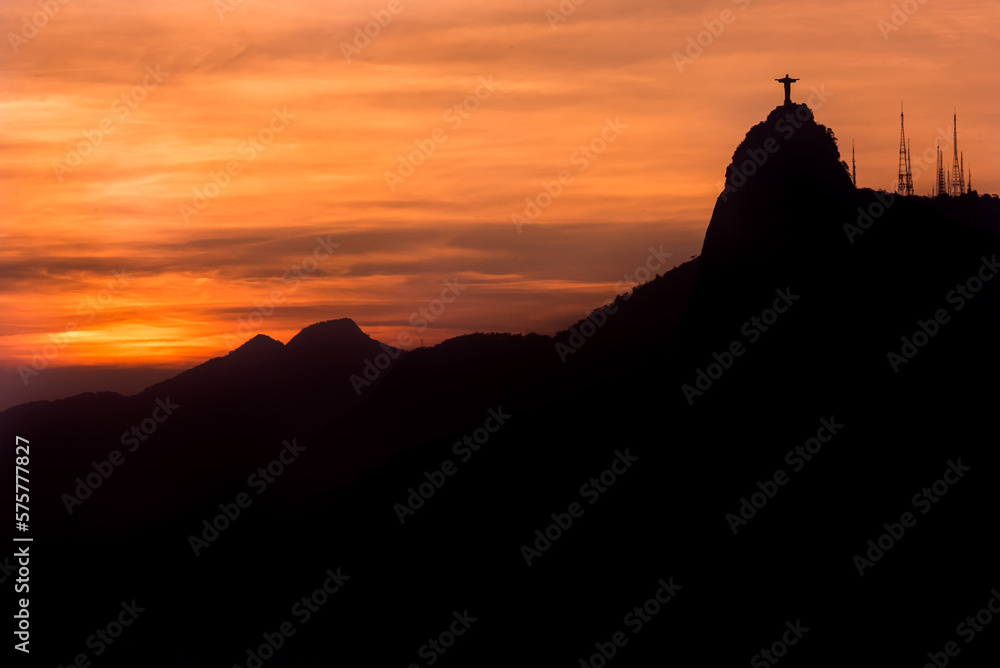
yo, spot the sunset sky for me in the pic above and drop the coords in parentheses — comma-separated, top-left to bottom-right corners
(1, 0, 997, 408)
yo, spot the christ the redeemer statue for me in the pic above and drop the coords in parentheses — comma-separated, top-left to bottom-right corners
(775, 74, 799, 105)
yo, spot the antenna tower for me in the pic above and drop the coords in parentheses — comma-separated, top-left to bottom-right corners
(949, 111, 964, 196)
(935, 141, 947, 196)
(852, 140, 857, 187)
(897, 104, 914, 195)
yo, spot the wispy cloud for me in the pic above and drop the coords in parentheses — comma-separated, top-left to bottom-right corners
(0, 0, 996, 403)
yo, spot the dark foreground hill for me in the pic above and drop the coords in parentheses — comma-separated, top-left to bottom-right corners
(2, 103, 999, 667)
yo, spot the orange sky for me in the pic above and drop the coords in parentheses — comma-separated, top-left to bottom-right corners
(1, 0, 998, 408)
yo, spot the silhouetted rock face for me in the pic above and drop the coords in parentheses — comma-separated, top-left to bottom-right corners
(286, 317, 401, 365)
(698, 104, 854, 284)
(229, 333, 285, 358)
(681, 103, 857, 340)
(286, 318, 366, 351)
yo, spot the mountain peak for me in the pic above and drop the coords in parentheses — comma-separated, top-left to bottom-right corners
(287, 318, 366, 346)
(284, 318, 395, 364)
(683, 102, 858, 331)
(232, 333, 284, 354)
(721, 103, 851, 201)
(698, 103, 854, 275)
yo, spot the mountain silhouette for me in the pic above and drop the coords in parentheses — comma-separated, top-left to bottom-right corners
(3, 103, 999, 667)
(285, 317, 391, 361)
(708, 105, 853, 257)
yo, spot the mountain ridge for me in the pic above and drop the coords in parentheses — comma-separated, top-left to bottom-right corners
(4, 101, 1000, 666)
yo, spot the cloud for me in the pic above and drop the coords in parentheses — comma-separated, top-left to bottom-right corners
(0, 0, 996, 400)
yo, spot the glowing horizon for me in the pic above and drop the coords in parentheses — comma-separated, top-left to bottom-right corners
(1, 0, 997, 407)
